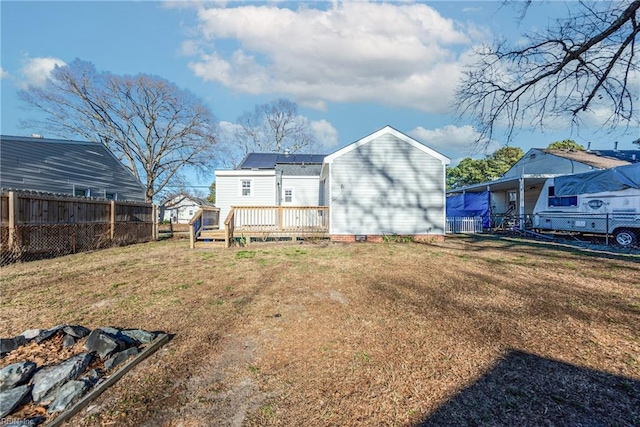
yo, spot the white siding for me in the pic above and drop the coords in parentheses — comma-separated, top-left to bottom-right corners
(281, 176, 321, 205)
(329, 133, 445, 235)
(160, 196, 200, 224)
(215, 171, 276, 229)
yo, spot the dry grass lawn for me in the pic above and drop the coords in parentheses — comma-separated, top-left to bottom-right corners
(1, 236, 639, 426)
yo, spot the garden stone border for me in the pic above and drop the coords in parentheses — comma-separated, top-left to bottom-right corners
(48, 333, 169, 427)
(0, 326, 169, 426)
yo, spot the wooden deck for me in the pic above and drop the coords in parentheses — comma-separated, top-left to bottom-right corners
(190, 206, 329, 248)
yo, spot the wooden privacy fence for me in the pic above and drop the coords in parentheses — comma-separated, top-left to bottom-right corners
(1, 190, 156, 264)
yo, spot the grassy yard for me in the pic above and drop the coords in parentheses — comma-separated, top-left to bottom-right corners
(1, 236, 639, 426)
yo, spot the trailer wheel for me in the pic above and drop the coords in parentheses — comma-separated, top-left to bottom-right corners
(614, 229, 638, 247)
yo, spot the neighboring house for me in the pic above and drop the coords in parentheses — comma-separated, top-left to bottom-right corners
(160, 193, 215, 224)
(0, 134, 145, 201)
(447, 147, 636, 223)
(214, 126, 451, 241)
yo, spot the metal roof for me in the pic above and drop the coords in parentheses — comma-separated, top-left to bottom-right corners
(0, 134, 146, 201)
(589, 150, 640, 164)
(237, 153, 326, 169)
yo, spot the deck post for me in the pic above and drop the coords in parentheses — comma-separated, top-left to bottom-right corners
(190, 223, 196, 249)
(278, 206, 283, 231)
(8, 191, 17, 250)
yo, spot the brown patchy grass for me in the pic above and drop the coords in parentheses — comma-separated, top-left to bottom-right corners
(1, 236, 638, 426)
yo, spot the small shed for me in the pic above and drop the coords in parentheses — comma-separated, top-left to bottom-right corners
(321, 126, 450, 241)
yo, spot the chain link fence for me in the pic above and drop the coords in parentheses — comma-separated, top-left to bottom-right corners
(1, 191, 155, 265)
(490, 212, 639, 248)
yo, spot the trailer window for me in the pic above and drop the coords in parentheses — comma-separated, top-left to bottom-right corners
(548, 186, 577, 207)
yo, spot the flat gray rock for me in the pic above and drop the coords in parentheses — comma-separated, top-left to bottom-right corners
(0, 384, 31, 418)
(121, 329, 156, 344)
(0, 361, 37, 391)
(19, 329, 42, 341)
(84, 330, 126, 359)
(47, 380, 89, 413)
(35, 325, 65, 344)
(0, 336, 27, 356)
(62, 334, 76, 348)
(104, 347, 139, 371)
(31, 353, 92, 404)
(62, 325, 90, 338)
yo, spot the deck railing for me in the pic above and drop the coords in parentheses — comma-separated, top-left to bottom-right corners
(189, 207, 220, 248)
(221, 206, 329, 246)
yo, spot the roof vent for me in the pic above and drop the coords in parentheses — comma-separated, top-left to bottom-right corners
(284, 148, 290, 157)
(31, 133, 44, 139)
(614, 141, 619, 151)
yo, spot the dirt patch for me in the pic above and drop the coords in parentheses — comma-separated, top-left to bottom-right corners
(1, 237, 638, 426)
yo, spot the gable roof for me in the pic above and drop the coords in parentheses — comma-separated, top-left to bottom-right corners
(542, 148, 630, 169)
(0, 134, 145, 201)
(237, 153, 326, 169)
(323, 125, 450, 164)
(162, 193, 215, 208)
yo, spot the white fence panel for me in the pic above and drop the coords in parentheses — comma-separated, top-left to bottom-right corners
(446, 217, 483, 234)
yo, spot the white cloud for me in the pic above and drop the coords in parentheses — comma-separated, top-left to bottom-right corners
(20, 56, 66, 88)
(409, 124, 497, 154)
(0, 67, 9, 79)
(186, 2, 481, 112)
(310, 119, 339, 150)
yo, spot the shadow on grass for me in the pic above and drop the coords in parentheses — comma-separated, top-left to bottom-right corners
(417, 350, 640, 427)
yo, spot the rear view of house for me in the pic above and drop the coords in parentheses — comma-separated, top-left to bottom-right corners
(322, 126, 450, 241)
(204, 126, 449, 246)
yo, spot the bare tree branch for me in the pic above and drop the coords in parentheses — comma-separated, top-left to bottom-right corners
(18, 60, 218, 202)
(456, 1, 640, 150)
(227, 98, 317, 167)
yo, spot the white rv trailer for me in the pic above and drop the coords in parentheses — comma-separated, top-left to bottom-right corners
(532, 164, 640, 247)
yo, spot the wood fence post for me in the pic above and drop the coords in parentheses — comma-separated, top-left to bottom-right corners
(8, 191, 17, 249)
(110, 201, 116, 240)
(152, 204, 158, 240)
(278, 206, 283, 231)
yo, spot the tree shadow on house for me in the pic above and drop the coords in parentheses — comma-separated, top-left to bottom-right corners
(417, 349, 640, 427)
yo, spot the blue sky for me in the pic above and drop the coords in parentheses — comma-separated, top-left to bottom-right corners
(1, 1, 637, 191)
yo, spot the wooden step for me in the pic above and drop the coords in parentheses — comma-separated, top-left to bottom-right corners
(198, 230, 226, 240)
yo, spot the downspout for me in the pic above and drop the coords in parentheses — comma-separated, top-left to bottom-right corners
(519, 166, 525, 230)
(276, 169, 283, 205)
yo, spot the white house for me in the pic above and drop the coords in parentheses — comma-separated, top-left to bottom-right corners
(214, 126, 450, 242)
(321, 126, 450, 240)
(160, 193, 215, 224)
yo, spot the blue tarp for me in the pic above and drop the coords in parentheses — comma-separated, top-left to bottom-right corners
(446, 191, 491, 228)
(555, 163, 640, 196)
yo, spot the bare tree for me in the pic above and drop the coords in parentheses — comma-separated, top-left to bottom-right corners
(229, 98, 317, 165)
(19, 59, 218, 202)
(456, 0, 639, 150)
